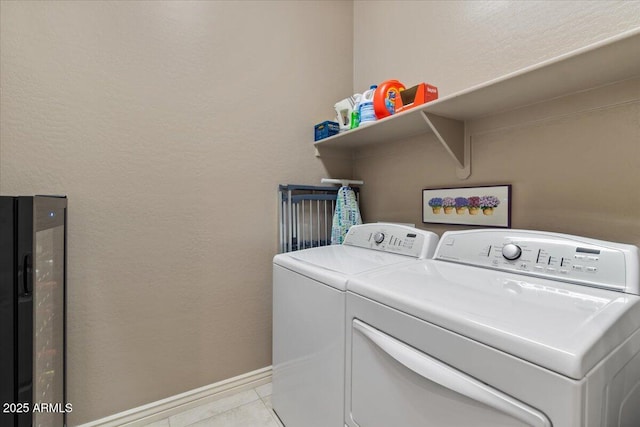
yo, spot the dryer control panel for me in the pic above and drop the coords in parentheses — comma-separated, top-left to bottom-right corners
(344, 223, 439, 259)
(435, 229, 639, 295)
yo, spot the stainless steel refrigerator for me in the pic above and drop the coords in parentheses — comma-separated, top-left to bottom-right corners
(1, 196, 67, 427)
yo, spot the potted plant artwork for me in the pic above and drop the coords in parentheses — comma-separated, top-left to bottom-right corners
(480, 195, 500, 215)
(454, 197, 468, 214)
(428, 197, 443, 214)
(422, 185, 510, 227)
(467, 196, 480, 215)
(443, 197, 456, 214)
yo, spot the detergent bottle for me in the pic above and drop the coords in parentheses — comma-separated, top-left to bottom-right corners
(334, 94, 361, 132)
(374, 79, 405, 119)
(358, 85, 377, 126)
(350, 97, 360, 129)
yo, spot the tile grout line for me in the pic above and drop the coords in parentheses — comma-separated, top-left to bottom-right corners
(258, 397, 282, 427)
(178, 387, 274, 427)
(172, 389, 262, 427)
(255, 386, 282, 427)
(182, 398, 275, 427)
(262, 398, 283, 427)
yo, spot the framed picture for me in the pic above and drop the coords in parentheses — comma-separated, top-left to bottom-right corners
(422, 185, 511, 227)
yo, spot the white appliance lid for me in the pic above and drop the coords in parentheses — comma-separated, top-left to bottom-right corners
(273, 245, 415, 291)
(347, 260, 640, 379)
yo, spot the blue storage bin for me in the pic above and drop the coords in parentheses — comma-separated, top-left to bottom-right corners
(314, 121, 340, 141)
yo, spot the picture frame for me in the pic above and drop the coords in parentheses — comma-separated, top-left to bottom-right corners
(422, 185, 511, 227)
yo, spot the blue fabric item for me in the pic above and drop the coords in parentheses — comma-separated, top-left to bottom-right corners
(331, 186, 362, 245)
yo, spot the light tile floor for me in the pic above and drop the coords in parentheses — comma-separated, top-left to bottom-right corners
(143, 382, 284, 427)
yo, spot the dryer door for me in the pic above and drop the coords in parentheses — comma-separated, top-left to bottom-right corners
(349, 320, 552, 427)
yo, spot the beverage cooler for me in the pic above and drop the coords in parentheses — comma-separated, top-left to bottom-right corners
(1, 196, 67, 427)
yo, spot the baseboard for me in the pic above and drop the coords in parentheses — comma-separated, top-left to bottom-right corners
(75, 366, 272, 427)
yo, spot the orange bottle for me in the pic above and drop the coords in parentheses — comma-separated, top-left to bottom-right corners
(374, 79, 405, 119)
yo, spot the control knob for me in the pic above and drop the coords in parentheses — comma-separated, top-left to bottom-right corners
(502, 243, 522, 261)
(373, 232, 385, 244)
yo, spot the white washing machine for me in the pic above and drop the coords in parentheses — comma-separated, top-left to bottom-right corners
(345, 229, 640, 427)
(272, 223, 439, 427)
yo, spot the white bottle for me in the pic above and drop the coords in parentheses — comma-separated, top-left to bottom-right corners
(358, 85, 377, 126)
(334, 94, 362, 132)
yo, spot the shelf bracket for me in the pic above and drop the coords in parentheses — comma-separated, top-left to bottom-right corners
(420, 111, 471, 179)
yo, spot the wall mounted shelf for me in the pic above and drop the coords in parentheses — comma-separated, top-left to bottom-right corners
(314, 29, 640, 179)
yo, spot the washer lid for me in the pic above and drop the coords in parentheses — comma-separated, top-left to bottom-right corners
(347, 260, 640, 380)
(274, 245, 415, 291)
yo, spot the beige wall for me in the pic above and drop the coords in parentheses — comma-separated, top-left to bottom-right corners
(352, 1, 640, 246)
(2, 0, 639, 424)
(0, 1, 352, 424)
(354, 0, 640, 94)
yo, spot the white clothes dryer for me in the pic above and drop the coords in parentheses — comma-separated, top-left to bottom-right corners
(272, 223, 439, 427)
(345, 229, 640, 427)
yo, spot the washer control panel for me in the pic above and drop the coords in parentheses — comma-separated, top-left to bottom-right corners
(344, 223, 439, 259)
(435, 229, 639, 294)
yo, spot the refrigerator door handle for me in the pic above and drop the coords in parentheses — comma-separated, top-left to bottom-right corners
(23, 253, 33, 295)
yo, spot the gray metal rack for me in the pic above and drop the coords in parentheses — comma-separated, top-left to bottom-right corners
(278, 184, 360, 253)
